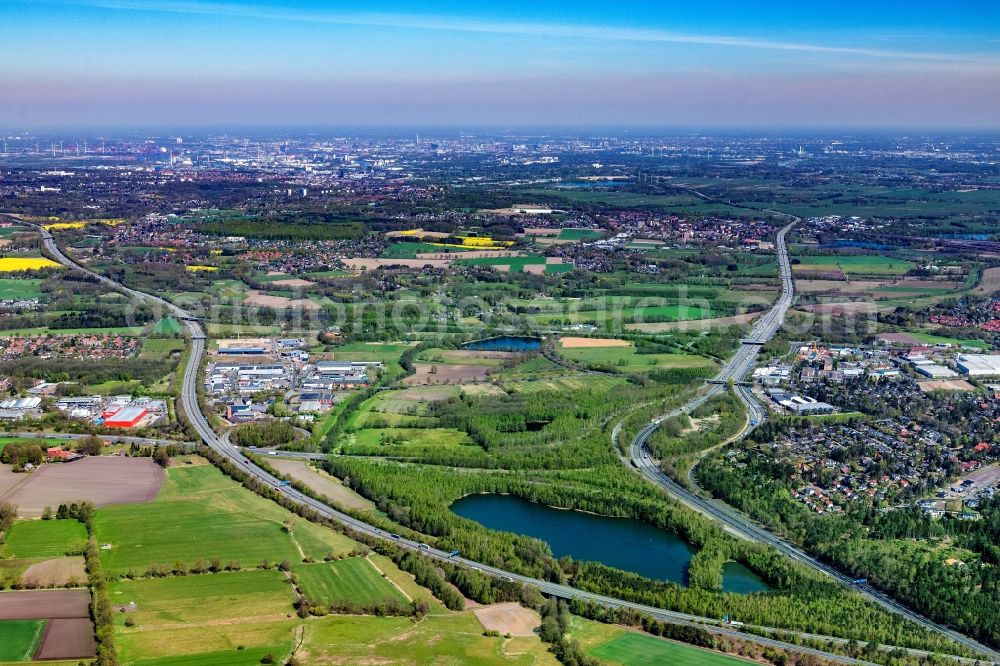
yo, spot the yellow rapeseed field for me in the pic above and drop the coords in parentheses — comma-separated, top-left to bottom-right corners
(0, 257, 63, 272)
(43, 222, 87, 230)
(461, 236, 513, 248)
(186, 265, 219, 272)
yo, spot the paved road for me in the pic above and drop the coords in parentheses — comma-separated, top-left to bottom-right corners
(0, 431, 192, 447)
(620, 213, 999, 664)
(19, 219, 968, 666)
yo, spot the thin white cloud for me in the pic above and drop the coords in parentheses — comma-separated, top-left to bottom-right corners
(48, 0, 994, 63)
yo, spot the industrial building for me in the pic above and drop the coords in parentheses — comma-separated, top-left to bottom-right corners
(913, 362, 958, 379)
(767, 389, 836, 415)
(104, 405, 148, 428)
(956, 354, 1000, 377)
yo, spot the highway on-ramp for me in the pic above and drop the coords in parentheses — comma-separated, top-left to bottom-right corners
(619, 213, 999, 663)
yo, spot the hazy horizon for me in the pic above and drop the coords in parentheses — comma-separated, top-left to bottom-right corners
(4, 0, 1000, 129)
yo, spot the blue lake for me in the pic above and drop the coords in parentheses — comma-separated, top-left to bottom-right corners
(451, 494, 771, 594)
(463, 336, 541, 352)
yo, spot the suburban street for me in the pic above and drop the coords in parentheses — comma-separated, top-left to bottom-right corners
(27, 219, 995, 665)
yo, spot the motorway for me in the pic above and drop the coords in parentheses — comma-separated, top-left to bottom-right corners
(621, 216, 1000, 664)
(23, 220, 986, 665)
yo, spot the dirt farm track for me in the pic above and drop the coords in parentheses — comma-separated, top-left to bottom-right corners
(0, 457, 164, 517)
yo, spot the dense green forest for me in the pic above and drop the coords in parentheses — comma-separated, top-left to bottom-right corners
(0, 356, 175, 385)
(198, 213, 366, 240)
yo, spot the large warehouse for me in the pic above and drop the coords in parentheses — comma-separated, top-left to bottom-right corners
(104, 406, 148, 428)
(956, 354, 1000, 377)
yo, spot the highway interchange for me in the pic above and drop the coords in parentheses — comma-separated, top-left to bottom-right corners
(24, 219, 997, 665)
(622, 216, 1000, 663)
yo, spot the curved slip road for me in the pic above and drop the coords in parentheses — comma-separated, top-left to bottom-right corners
(619, 209, 999, 664)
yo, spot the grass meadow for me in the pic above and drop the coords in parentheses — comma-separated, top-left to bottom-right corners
(93, 464, 357, 573)
(0, 520, 88, 559)
(293, 558, 407, 606)
(590, 632, 751, 666)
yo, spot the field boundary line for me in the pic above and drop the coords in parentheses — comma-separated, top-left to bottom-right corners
(365, 555, 412, 602)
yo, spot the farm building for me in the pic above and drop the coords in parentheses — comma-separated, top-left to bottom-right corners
(104, 406, 148, 428)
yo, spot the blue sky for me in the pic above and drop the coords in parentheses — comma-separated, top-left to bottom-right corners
(2, 0, 999, 128)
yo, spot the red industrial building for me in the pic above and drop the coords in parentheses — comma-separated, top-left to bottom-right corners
(104, 406, 147, 428)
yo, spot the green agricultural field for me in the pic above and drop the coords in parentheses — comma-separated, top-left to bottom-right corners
(503, 356, 563, 376)
(110, 570, 295, 629)
(793, 255, 915, 275)
(546, 263, 574, 274)
(416, 348, 508, 366)
(122, 644, 288, 666)
(501, 373, 630, 395)
(909, 332, 991, 349)
(306, 269, 352, 278)
(342, 427, 473, 453)
(0, 620, 46, 662)
(0, 520, 88, 559)
(353, 409, 436, 429)
(558, 345, 717, 374)
(557, 228, 603, 240)
(524, 303, 719, 325)
(0, 278, 43, 300)
(382, 242, 469, 258)
(590, 632, 751, 666)
(518, 188, 746, 216)
(151, 318, 183, 335)
(298, 613, 556, 665)
(292, 558, 407, 606)
(329, 341, 413, 363)
(141, 337, 185, 357)
(458, 255, 547, 271)
(116, 619, 298, 666)
(94, 465, 357, 573)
